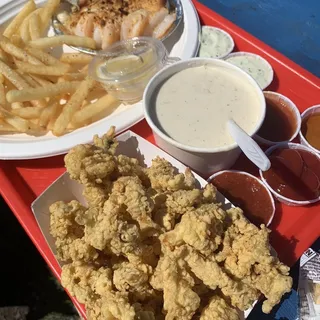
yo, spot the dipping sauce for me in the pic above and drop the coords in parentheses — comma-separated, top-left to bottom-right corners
(211, 171, 274, 226)
(257, 94, 297, 142)
(199, 26, 234, 59)
(153, 65, 262, 148)
(301, 114, 320, 151)
(224, 52, 273, 90)
(263, 148, 320, 201)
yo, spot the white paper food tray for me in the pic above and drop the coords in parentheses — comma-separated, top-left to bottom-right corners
(31, 130, 250, 318)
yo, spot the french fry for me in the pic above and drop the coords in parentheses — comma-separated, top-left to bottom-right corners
(39, 100, 59, 127)
(0, 47, 15, 68)
(0, 74, 4, 83)
(0, 60, 30, 89)
(72, 94, 119, 125)
(0, 120, 17, 132)
(40, 0, 61, 34)
(0, 83, 6, 106)
(15, 70, 47, 108)
(6, 80, 81, 102)
(0, 37, 42, 65)
(11, 35, 24, 47)
(12, 106, 43, 119)
(0, 106, 30, 132)
(3, 1, 36, 38)
(17, 70, 40, 88)
(26, 47, 66, 66)
(29, 35, 96, 50)
(63, 72, 87, 81)
(11, 102, 25, 109)
(14, 60, 71, 76)
(80, 64, 89, 73)
(20, 21, 31, 44)
(29, 13, 41, 40)
(47, 104, 64, 130)
(29, 74, 53, 87)
(53, 78, 95, 136)
(19, 8, 42, 43)
(60, 53, 93, 65)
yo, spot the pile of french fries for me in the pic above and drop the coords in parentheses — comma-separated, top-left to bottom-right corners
(0, 0, 119, 137)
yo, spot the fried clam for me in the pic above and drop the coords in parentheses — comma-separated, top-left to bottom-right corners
(49, 129, 292, 320)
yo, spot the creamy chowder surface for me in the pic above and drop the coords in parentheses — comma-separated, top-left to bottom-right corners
(153, 65, 262, 149)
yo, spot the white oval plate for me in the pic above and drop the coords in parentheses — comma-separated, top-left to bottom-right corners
(0, 0, 200, 159)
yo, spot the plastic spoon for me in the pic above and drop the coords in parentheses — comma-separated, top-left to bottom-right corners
(228, 119, 271, 171)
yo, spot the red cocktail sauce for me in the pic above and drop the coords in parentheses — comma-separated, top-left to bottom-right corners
(263, 148, 320, 201)
(257, 95, 297, 142)
(211, 171, 274, 226)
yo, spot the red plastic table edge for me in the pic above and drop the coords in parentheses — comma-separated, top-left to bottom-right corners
(0, 1, 319, 317)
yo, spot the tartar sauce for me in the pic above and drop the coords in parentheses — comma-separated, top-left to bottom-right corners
(224, 52, 274, 89)
(199, 26, 234, 59)
(153, 65, 262, 149)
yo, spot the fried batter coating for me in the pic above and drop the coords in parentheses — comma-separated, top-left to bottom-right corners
(50, 130, 292, 319)
(217, 208, 292, 313)
(182, 246, 259, 311)
(64, 127, 118, 185)
(84, 199, 141, 252)
(147, 157, 196, 192)
(113, 262, 155, 301)
(110, 176, 159, 234)
(200, 295, 240, 320)
(161, 254, 200, 320)
(62, 261, 136, 320)
(116, 154, 150, 186)
(49, 200, 98, 262)
(161, 203, 226, 256)
(83, 181, 112, 207)
(252, 262, 292, 314)
(49, 200, 85, 239)
(153, 184, 217, 231)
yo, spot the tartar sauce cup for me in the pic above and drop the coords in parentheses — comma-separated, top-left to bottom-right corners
(198, 26, 234, 59)
(299, 104, 320, 154)
(255, 91, 301, 146)
(89, 37, 179, 104)
(259, 143, 320, 206)
(224, 52, 274, 90)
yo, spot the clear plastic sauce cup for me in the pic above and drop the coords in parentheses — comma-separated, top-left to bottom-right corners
(89, 37, 179, 104)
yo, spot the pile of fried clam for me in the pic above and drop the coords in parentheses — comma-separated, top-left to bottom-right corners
(49, 127, 293, 320)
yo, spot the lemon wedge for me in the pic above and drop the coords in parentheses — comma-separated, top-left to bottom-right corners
(105, 55, 143, 74)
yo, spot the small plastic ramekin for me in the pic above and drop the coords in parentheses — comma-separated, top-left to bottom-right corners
(224, 51, 274, 90)
(259, 143, 320, 206)
(208, 170, 275, 226)
(299, 104, 320, 154)
(255, 91, 301, 146)
(89, 37, 178, 104)
(198, 26, 235, 59)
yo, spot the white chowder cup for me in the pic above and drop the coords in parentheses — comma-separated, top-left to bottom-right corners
(143, 58, 266, 176)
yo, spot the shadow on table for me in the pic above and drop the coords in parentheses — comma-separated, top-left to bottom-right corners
(0, 196, 78, 319)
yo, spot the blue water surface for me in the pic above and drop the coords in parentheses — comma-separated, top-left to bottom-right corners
(199, 0, 320, 77)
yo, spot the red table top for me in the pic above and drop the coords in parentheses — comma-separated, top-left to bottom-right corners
(0, 0, 319, 317)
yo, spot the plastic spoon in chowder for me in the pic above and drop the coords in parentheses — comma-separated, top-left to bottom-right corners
(152, 65, 262, 149)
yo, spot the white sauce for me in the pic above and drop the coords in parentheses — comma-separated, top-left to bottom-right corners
(154, 65, 262, 148)
(224, 53, 273, 89)
(199, 27, 234, 59)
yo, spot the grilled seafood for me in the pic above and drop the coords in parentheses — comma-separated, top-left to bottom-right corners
(59, 0, 177, 49)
